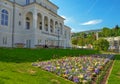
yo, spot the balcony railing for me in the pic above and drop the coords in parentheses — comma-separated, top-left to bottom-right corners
(41, 31, 59, 37)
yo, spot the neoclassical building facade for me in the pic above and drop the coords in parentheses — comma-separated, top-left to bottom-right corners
(0, 0, 71, 48)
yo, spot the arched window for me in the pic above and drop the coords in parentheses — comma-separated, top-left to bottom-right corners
(26, 17, 30, 29)
(37, 13, 42, 30)
(60, 23, 63, 34)
(25, 12, 33, 30)
(50, 19, 54, 33)
(55, 21, 58, 33)
(1, 9, 8, 26)
(44, 16, 48, 31)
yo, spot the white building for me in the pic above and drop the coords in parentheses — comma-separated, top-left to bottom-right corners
(0, 0, 71, 48)
(105, 36, 120, 52)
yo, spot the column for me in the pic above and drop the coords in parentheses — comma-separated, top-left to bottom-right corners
(48, 18, 50, 33)
(42, 15, 44, 31)
(33, 10, 38, 47)
(23, 14, 26, 29)
(53, 20, 55, 33)
(33, 11, 37, 30)
(62, 23, 64, 35)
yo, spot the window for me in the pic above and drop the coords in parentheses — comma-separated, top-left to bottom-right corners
(50, 25, 53, 33)
(19, 13, 21, 16)
(26, 0, 30, 5)
(64, 31, 67, 38)
(3, 37, 7, 45)
(39, 26, 42, 30)
(1, 9, 8, 26)
(26, 22, 30, 29)
(38, 39, 42, 44)
(39, 22, 42, 30)
(19, 21, 21, 26)
(45, 24, 48, 31)
(26, 17, 30, 29)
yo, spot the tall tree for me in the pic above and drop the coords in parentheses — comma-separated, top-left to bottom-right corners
(102, 27, 111, 37)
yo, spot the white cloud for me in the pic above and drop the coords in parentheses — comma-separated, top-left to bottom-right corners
(61, 15, 75, 24)
(71, 28, 76, 32)
(80, 19, 103, 26)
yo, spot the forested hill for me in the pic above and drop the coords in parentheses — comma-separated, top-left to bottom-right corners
(72, 25, 120, 38)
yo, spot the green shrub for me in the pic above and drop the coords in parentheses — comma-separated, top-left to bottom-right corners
(93, 39, 109, 51)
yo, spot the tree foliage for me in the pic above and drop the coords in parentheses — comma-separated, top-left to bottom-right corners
(72, 37, 79, 45)
(93, 39, 109, 51)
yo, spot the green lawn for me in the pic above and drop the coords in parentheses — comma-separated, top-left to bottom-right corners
(108, 54, 120, 84)
(0, 48, 99, 84)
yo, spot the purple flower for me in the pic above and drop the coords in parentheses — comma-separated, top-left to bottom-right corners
(45, 66, 51, 71)
(73, 76, 79, 83)
(83, 67, 87, 71)
(65, 70, 69, 74)
(94, 68, 99, 74)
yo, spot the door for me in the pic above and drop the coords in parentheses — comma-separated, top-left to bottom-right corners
(26, 40, 31, 48)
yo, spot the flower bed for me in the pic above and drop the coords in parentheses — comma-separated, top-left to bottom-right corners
(35, 54, 114, 84)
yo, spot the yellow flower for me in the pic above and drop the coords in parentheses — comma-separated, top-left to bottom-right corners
(57, 67, 60, 69)
(82, 80, 88, 84)
(78, 74, 83, 79)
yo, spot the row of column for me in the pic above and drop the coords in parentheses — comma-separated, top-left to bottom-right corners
(32, 10, 63, 34)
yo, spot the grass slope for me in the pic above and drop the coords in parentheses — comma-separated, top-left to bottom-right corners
(108, 55, 120, 84)
(0, 48, 99, 84)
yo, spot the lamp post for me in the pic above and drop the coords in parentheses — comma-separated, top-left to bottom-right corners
(12, 0, 15, 48)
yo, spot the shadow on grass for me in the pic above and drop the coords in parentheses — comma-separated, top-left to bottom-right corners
(0, 48, 99, 63)
(114, 55, 120, 60)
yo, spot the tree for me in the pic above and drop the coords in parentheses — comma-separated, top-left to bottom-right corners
(114, 25, 119, 30)
(113, 25, 120, 36)
(78, 38, 83, 46)
(93, 39, 109, 51)
(72, 37, 79, 45)
(102, 27, 111, 37)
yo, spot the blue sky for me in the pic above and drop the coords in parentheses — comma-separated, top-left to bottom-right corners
(50, 0, 120, 32)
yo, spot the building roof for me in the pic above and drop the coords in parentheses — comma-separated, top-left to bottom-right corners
(6, 0, 64, 20)
(64, 25, 71, 30)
